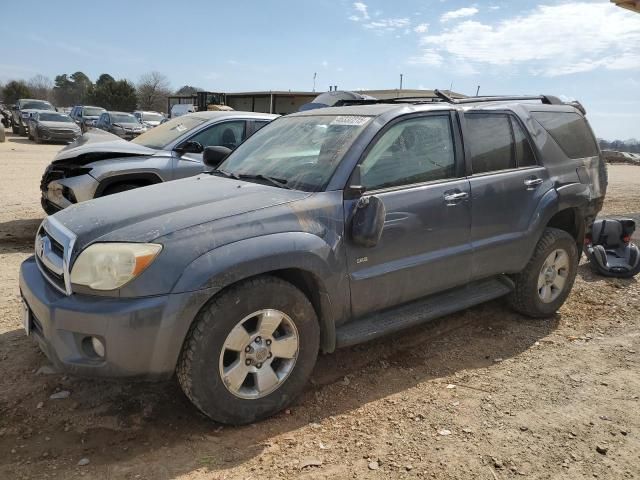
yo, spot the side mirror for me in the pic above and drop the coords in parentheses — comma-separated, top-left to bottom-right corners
(351, 196, 386, 248)
(203, 146, 232, 168)
(177, 140, 204, 154)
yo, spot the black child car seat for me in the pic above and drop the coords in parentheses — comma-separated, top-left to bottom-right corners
(586, 218, 640, 278)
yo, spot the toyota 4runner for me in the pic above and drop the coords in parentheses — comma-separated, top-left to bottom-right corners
(19, 92, 606, 424)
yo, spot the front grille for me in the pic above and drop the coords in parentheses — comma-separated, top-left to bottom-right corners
(34, 218, 77, 296)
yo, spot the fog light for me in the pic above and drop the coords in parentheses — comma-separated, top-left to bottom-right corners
(91, 336, 105, 358)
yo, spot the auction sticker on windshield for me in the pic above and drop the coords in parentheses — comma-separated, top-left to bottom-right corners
(330, 116, 370, 126)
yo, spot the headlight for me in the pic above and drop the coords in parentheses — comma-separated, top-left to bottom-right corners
(70, 243, 162, 290)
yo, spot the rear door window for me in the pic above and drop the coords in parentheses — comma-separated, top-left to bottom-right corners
(531, 111, 598, 158)
(465, 113, 537, 173)
(511, 118, 536, 167)
(465, 114, 515, 174)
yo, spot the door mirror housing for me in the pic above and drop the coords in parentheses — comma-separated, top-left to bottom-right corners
(351, 195, 386, 248)
(177, 140, 204, 154)
(203, 146, 232, 168)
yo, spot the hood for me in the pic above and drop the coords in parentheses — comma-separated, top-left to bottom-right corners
(52, 175, 308, 251)
(52, 130, 156, 165)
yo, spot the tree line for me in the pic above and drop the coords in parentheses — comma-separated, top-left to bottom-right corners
(0, 71, 203, 113)
(598, 138, 640, 154)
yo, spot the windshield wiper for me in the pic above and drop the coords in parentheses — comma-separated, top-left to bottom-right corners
(209, 169, 239, 180)
(236, 173, 292, 189)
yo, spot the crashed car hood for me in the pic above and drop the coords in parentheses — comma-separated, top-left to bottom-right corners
(52, 130, 156, 165)
(52, 175, 308, 252)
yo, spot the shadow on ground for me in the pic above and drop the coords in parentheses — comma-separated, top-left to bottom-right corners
(0, 299, 559, 478)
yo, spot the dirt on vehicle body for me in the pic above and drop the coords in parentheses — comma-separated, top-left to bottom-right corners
(0, 132, 639, 479)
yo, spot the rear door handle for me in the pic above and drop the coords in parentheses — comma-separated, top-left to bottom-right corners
(524, 178, 543, 188)
(443, 191, 469, 205)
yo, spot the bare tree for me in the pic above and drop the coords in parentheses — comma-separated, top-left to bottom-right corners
(136, 71, 172, 112)
(27, 74, 54, 102)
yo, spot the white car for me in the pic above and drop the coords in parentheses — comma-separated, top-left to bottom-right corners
(133, 110, 166, 128)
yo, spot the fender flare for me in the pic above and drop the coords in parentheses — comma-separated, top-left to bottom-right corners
(172, 232, 344, 352)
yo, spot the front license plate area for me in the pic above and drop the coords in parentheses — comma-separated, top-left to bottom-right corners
(21, 299, 31, 336)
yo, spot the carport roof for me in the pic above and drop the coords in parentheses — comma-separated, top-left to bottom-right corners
(611, 0, 640, 12)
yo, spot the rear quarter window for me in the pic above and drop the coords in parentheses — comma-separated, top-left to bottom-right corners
(531, 111, 598, 159)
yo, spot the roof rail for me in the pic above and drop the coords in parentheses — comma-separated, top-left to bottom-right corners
(336, 95, 442, 106)
(433, 89, 586, 114)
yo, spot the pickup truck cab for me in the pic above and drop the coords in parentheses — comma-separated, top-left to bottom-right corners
(19, 93, 606, 424)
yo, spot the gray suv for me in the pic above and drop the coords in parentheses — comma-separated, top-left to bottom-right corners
(20, 92, 606, 425)
(40, 111, 277, 214)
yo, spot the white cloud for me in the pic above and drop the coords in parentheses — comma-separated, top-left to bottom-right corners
(321, 60, 329, 68)
(489, 5, 500, 11)
(348, 2, 410, 33)
(440, 7, 478, 23)
(353, 2, 369, 20)
(414, 23, 429, 33)
(363, 17, 410, 33)
(417, 2, 640, 76)
(409, 50, 444, 67)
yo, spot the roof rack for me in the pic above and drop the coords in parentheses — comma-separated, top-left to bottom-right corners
(433, 89, 586, 114)
(336, 95, 443, 107)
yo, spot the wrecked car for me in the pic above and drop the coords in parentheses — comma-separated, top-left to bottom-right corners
(21, 92, 606, 425)
(39, 111, 278, 214)
(11, 98, 56, 135)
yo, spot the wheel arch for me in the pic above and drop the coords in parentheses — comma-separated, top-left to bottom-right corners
(95, 172, 163, 197)
(172, 232, 345, 353)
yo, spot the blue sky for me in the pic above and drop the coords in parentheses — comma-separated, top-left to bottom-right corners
(2, 0, 639, 139)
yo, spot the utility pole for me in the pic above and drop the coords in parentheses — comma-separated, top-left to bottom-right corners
(399, 73, 403, 90)
(476, 85, 481, 96)
(313, 72, 317, 92)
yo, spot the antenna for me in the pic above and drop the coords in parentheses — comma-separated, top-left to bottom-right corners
(399, 74, 403, 90)
(476, 85, 481, 96)
(313, 72, 317, 92)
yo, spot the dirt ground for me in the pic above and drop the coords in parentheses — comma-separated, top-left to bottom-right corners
(0, 131, 639, 480)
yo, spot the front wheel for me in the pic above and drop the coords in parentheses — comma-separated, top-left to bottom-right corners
(177, 276, 319, 425)
(508, 228, 578, 318)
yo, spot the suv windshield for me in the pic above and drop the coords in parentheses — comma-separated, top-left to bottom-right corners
(84, 107, 105, 117)
(142, 112, 164, 122)
(39, 113, 73, 122)
(219, 115, 372, 192)
(21, 100, 54, 110)
(111, 113, 137, 123)
(132, 114, 207, 149)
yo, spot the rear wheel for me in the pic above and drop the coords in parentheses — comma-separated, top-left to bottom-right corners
(177, 276, 319, 425)
(33, 130, 41, 144)
(508, 228, 578, 318)
(11, 124, 18, 134)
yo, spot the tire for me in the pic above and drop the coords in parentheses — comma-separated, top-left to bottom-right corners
(177, 276, 320, 425)
(34, 130, 41, 144)
(12, 124, 18, 134)
(18, 124, 26, 136)
(101, 183, 141, 196)
(508, 228, 578, 318)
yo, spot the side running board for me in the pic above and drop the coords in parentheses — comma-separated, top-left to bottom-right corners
(335, 276, 513, 348)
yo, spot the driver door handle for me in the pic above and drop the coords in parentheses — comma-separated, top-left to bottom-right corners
(524, 177, 543, 188)
(443, 191, 469, 205)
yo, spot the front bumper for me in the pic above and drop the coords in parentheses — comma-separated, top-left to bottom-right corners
(19, 256, 209, 379)
(38, 129, 80, 142)
(40, 173, 99, 210)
